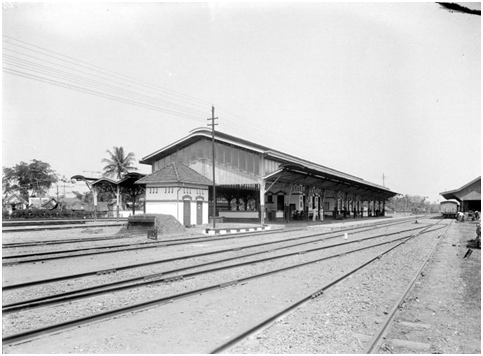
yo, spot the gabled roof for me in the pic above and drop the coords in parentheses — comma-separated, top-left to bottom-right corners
(440, 176, 481, 196)
(139, 127, 395, 196)
(140, 128, 365, 183)
(4, 193, 28, 205)
(440, 176, 481, 201)
(41, 198, 58, 209)
(135, 162, 213, 186)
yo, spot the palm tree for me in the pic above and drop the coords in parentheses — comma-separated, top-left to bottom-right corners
(102, 147, 138, 179)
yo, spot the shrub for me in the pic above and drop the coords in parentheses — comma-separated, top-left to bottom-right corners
(8, 208, 96, 220)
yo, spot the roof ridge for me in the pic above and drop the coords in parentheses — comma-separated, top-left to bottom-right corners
(172, 162, 180, 182)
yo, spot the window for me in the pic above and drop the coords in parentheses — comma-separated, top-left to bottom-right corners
(225, 145, 231, 165)
(176, 148, 183, 163)
(203, 139, 211, 159)
(216, 143, 224, 164)
(246, 152, 254, 174)
(183, 147, 189, 165)
(231, 147, 238, 167)
(189, 145, 196, 163)
(266, 194, 273, 203)
(254, 155, 260, 175)
(239, 150, 246, 171)
(196, 141, 203, 160)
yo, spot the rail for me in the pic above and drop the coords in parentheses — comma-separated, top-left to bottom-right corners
(2, 224, 444, 346)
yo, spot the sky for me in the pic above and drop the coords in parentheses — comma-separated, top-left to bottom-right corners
(2, 2, 481, 202)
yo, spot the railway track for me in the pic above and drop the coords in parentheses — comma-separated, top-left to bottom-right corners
(2, 227, 292, 264)
(209, 220, 449, 353)
(1, 226, 285, 250)
(2, 217, 419, 265)
(2, 233, 140, 248)
(3, 219, 424, 290)
(362, 220, 453, 354)
(3, 223, 438, 312)
(3, 220, 444, 347)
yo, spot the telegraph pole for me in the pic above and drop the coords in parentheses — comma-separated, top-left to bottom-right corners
(382, 173, 386, 187)
(208, 106, 218, 228)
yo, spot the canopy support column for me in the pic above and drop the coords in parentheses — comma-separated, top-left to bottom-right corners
(93, 186, 98, 222)
(305, 186, 310, 222)
(259, 154, 265, 225)
(116, 185, 120, 221)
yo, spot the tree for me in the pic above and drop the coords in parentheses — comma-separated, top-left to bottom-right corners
(2, 167, 15, 200)
(102, 147, 138, 179)
(2, 160, 58, 201)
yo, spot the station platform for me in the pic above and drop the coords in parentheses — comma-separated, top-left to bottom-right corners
(266, 214, 420, 231)
(199, 214, 422, 235)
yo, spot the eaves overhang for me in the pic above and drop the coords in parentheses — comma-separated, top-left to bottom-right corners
(439, 176, 481, 200)
(72, 173, 146, 187)
(139, 128, 396, 197)
(263, 164, 397, 199)
(71, 175, 99, 182)
(139, 127, 268, 165)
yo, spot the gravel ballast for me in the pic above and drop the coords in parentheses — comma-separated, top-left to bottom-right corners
(2, 219, 452, 353)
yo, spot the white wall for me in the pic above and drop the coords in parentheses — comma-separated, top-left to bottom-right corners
(144, 184, 209, 226)
(146, 201, 178, 217)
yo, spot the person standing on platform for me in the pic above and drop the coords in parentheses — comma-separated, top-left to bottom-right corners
(320, 207, 324, 222)
(313, 208, 318, 221)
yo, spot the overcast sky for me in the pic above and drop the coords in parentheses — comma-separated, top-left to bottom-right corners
(2, 2, 481, 202)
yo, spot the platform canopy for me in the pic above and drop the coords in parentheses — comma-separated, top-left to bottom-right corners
(440, 176, 481, 201)
(72, 172, 146, 190)
(264, 163, 396, 200)
(71, 172, 147, 216)
(440, 176, 481, 212)
(139, 127, 398, 202)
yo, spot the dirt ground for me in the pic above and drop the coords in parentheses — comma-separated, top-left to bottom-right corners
(2, 218, 480, 354)
(381, 220, 481, 354)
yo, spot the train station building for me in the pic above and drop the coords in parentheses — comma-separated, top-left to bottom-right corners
(440, 176, 481, 213)
(139, 127, 397, 225)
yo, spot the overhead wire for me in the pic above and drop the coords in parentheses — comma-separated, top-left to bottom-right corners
(3, 36, 302, 154)
(3, 53, 209, 119)
(2, 51, 210, 119)
(3, 35, 212, 110)
(3, 67, 207, 124)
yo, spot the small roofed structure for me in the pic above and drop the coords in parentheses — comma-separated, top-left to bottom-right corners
(135, 162, 213, 226)
(3, 193, 28, 213)
(440, 176, 481, 213)
(72, 172, 146, 219)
